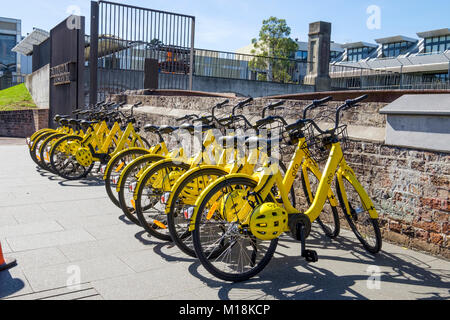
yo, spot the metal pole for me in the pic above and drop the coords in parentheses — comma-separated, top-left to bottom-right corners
(189, 17, 195, 91)
(89, 1, 99, 105)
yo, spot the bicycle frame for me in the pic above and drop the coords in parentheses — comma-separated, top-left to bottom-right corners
(189, 136, 378, 232)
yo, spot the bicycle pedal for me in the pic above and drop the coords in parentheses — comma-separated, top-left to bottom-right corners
(302, 249, 318, 263)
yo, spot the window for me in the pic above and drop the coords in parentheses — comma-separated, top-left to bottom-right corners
(382, 41, 414, 57)
(423, 73, 449, 82)
(0, 33, 17, 69)
(296, 50, 308, 61)
(424, 35, 450, 53)
(347, 47, 374, 62)
(330, 51, 343, 61)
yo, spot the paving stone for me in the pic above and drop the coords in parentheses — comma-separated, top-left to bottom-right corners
(91, 264, 203, 300)
(58, 235, 155, 262)
(12, 211, 60, 224)
(6, 229, 96, 252)
(1, 144, 449, 300)
(5, 247, 69, 270)
(0, 220, 63, 238)
(22, 255, 135, 292)
(5, 283, 93, 300)
(4, 204, 47, 218)
(55, 214, 121, 230)
(117, 248, 182, 273)
(0, 213, 18, 227)
(84, 223, 143, 240)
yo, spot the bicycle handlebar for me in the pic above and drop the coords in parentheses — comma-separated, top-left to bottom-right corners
(302, 96, 333, 119)
(176, 114, 200, 122)
(232, 97, 253, 116)
(335, 94, 368, 130)
(211, 99, 230, 120)
(262, 100, 285, 118)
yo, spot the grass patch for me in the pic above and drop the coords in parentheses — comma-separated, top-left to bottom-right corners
(0, 83, 37, 111)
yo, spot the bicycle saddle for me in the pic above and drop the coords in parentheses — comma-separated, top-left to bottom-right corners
(245, 137, 282, 149)
(179, 124, 215, 134)
(80, 120, 99, 127)
(144, 124, 160, 133)
(218, 135, 249, 148)
(158, 126, 179, 134)
(54, 115, 70, 122)
(59, 119, 69, 126)
(69, 119, 82, 126)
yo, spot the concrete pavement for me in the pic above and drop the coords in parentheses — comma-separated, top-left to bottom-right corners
(0, 141, 448, 300)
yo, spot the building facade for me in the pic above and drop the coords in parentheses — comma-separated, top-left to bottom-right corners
(332, 28, 450, 88)
(0, 16, 32, 89)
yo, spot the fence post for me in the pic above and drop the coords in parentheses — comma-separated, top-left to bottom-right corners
(89, 1, 99, 106)
(400, 65, 404, 89)
(189, 17, 195, 91)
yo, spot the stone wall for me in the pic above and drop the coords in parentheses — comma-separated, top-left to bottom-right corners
(0, 109, 49, 138)
(345, 140, 449, 257)
(112, 94, 449, 259)
(25, 64, 50, 109)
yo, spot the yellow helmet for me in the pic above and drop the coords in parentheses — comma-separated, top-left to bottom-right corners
(249, 202, 288, 241)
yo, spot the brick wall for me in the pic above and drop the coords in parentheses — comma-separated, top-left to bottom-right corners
(112, 94, 449, 258)
(345, 140, 449, 258)
(0, 108, 49, 138)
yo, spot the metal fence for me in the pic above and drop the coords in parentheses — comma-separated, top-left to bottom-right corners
(193, 49, 308, 84)
(0, 73, 26, 90)
(330, 63, 450, 90)
(89, 0, 195, 102)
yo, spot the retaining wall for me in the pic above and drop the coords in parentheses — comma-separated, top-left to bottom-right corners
(112, 94, 449, 259)
(25, 64, 50, 109)
(0, 109, 49, 138)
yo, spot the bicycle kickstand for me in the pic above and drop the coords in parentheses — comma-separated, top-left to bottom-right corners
(296, 222, 319, 263)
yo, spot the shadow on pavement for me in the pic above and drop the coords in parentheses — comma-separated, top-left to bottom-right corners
(0, 269, 25, 299)
(35, 166, 105, 187)
(182, 230, 449, 300)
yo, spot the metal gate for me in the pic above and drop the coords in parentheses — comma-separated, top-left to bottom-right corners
(89, 1, 195, 103)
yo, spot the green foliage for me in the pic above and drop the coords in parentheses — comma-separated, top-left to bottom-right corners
(0, 83, 36, 111)
(249, 17, 299, 83)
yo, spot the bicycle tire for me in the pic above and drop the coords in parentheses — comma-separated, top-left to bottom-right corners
(104, 148, 150, 208)
(39, 133, 67, 173)
(335, 177, 382, 254)
(117, 154, 166, 225)
(49, 135, 94, 180)
(167, 167, 229, 257)
(192, 176, 278, 282)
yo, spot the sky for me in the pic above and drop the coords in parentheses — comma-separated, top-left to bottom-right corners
(2, 0, 450, 51)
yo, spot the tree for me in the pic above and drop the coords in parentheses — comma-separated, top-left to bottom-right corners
(249, 17, 298, 83)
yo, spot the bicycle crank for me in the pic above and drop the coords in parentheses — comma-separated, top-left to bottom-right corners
(288, 213, 318, 263)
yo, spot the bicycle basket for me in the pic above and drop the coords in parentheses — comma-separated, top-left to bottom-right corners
(301, 124, 348, 163)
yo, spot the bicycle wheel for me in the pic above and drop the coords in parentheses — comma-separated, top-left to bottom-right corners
(335, 177, 382, 254)
(167, 168, 228, 257)
(104, 149, 150, 208)
(39, 133, 67, 173)
(117, 154, 166, 225)
(135, 136, 151, 149)
(135, 161, 190, 241)
(192, 177, 278, 282)
(301, 167, 340, 238)
(49, 136, 94, 180)
(30, 131, 54, 166)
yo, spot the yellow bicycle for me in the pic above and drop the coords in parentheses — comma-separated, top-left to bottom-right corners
(49, 102, 148, 180)
(189, 95, 382, 282)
